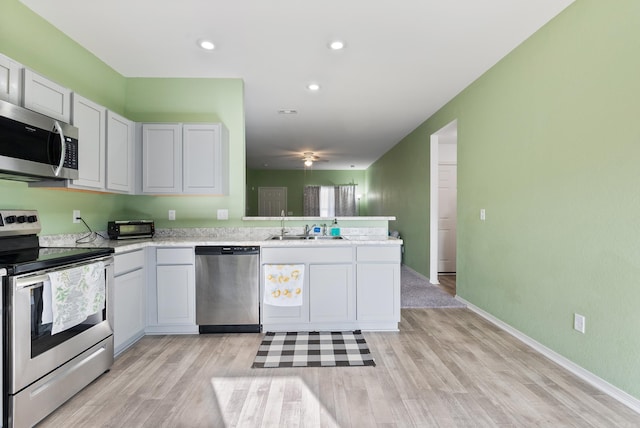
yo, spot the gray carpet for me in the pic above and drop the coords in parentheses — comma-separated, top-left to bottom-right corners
(401, 266, 466, 308)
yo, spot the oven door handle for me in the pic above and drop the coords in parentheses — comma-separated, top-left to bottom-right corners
(16, 275, 48, 290)
(14, 256, 113, 290)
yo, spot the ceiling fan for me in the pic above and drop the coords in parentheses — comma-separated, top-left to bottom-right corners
(301, 152, 328, 167)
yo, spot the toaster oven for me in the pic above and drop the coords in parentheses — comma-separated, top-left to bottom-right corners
(107, 220, 155, 240)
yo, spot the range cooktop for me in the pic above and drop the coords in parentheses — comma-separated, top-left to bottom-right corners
(0, 209, 113, 275)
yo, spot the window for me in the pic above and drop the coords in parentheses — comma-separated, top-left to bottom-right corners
(303, 185, 356, 216)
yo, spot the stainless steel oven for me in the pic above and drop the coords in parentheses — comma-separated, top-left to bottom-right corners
(1, 210, 114, 427)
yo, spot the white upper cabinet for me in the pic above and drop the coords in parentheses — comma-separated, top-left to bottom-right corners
(141, 123, 229, 195)
(23, 69, 71, 122)
(0, 53, 21, 104)
(183, 123, 229, 194)
(106, 111, 135, 193)
(70, 94, 106, 189)
(142, 123, 183, 193)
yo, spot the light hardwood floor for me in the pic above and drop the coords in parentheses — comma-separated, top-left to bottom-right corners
(437, 274, 456, 296)
(39, 309, 640, 427)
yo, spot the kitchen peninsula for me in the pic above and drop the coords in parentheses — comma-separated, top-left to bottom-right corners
(41, 221, 402, 355)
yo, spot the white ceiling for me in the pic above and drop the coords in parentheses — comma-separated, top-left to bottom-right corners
(20, 0, 573, 170)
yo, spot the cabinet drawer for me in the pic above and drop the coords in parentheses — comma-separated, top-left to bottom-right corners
(156, 247, 194, 265)
(114, 250, 145, 276)
(262, 247, 352, 264)
(356, 246, 401, 263)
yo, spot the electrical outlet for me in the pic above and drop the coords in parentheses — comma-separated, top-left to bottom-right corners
(217, 209, 228, 220)
(168, 210, 176, 221)
(574, 313, 586, 334)
(73, 210, 81, 224)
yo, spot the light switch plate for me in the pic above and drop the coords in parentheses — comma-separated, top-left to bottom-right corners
(168, 210, 176, 221)
(574, 313, 586, 334)
(217, 209, 229, 220)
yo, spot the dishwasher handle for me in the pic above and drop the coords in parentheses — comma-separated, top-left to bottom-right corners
(195, 246, 260, 256)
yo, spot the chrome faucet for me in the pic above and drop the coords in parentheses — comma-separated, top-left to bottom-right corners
(280, 210, 287, 237)
(304, 224, 310, 236)
(321, 224, 328, 236)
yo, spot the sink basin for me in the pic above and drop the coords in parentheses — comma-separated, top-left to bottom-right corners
(267, 235, 344, 241)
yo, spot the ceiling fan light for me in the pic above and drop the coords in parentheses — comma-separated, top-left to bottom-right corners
(198, 39, 215, 50)
(304, 159, 313, 167)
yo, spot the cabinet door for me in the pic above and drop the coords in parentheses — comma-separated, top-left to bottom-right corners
(261, 265, 309, 325)
(142, 123, 182, 193)
(23, 69, 71, 122)
(106, 111, 134, 193)
(309, 264, 355, 323)
(113, 268, 145, 352)
(156, 265, 195, 325)
(183, 124, 228, 194)
(71, 94, 106, 189)
(356, 263, 400, 322)
(0, 53, 21, 104)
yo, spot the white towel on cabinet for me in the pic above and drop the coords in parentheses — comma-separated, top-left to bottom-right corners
(264, 264, 304, 307)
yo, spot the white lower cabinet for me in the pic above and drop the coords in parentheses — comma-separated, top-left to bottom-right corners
(261, 245, 399, 331)
(157, 265, 195, 324)
(147, 247, 196, 334)
(309, 264, 355, 323)
(113, 249, 146, 355)
(356, 246, 401, 323)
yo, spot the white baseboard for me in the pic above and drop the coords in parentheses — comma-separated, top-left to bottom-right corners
(456, 296, 640, 415)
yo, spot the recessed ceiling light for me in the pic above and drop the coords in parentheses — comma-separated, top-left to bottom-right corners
(198, 39, 215, 50)
(329, 40, 345, 50)
(307, 83, 320, 91)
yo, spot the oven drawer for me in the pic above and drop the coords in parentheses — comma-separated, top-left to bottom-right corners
(9, 337, 113, 428)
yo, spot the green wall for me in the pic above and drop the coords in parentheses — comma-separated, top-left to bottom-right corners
(367, 0, 640, 399)
(0, 0, 245, 233)
(246, 169, 366, 216)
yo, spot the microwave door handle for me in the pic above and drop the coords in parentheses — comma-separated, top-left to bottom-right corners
(52, 121, 66, 176)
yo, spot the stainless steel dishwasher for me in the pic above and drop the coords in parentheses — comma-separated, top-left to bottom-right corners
(195, 246, 260, 333)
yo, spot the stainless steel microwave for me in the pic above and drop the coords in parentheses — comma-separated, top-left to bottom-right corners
(107, 220, 155, 240)
(0, 99, 79, 182)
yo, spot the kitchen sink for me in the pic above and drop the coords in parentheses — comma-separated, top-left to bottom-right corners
(267, 235, 345, 241)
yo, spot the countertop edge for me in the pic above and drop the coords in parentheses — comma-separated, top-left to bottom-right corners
(81, 237, 403, 253)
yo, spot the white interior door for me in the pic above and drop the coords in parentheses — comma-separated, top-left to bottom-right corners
(438, 164, 457, 273)
(258, 187, 287, 216)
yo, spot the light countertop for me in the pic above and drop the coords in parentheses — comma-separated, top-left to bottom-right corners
(73, 235, 403, 253)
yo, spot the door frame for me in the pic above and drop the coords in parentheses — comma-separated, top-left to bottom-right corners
(429, 120, 457, 284)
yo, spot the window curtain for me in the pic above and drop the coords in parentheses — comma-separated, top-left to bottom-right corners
(303, 186, 320, 216)
(335, 185, 356, 216)
(304, 185, 357, 217)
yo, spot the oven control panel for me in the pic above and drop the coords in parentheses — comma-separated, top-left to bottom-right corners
(0, 209, 41, 236)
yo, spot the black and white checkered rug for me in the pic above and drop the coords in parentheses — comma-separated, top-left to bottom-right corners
(252, 330, 376, 368)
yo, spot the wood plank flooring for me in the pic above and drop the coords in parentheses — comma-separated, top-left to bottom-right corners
(39, 309, 640, 427)
(437, 274, 456, 296)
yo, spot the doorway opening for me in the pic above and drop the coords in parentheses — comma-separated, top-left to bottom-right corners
(429, 120, 458, 288)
